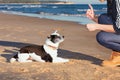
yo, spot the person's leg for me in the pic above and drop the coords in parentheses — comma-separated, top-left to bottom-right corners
(96, 13, 120, 67)
(98, 13, 113, 24)
(96, 31, 120, 52)
(96, 31, 120, 67)
(97, 13, 114, 49)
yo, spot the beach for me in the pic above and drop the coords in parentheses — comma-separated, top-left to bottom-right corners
(0, 13, 119, 80)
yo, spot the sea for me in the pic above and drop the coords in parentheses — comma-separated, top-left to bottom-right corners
(0, 4, 107, 24)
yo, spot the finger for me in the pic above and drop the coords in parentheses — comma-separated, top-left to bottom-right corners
(86, 13, 92, 19)
(86, 9, 91, 14)
(87, 9, 91, 12)
(88, 4, 93, 10)
(86, 10, 92, 16)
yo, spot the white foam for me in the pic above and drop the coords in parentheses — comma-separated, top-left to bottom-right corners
(0, 10, 94, 24)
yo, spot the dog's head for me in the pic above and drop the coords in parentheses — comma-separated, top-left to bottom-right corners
(49, 30, 64, 43)
(45, 30, 64, 48)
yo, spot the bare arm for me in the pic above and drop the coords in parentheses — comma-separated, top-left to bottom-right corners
(86, 23, 115, 32)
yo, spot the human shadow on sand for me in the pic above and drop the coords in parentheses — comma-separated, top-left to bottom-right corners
(58, 49, 103, 65)
(0, 40, 34, 48)
(0, 40, 103, 65)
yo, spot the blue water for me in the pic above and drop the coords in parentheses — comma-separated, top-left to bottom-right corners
(0, 4, 107, 24)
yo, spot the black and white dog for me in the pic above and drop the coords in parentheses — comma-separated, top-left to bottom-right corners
(10, 31, 69, 63)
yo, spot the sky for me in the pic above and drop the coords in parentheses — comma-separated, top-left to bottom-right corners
(65, 0, 106, 4)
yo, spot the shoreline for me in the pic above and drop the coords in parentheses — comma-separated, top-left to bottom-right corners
(0, 13, 119, 80)
(0, 11, 93, 25)
(3, 12, 81, 24)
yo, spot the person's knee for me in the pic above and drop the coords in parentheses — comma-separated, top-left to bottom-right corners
(98, 14, 108, 24)
(96, 31, 109, 45)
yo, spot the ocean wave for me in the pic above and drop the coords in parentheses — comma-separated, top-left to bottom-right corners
(0, 5, 23, 9)
(38, 11, 85, 17)
(52, 6, 58, 8)
(0, 4, 43, 9)
(0, 10, 23, 14)
(77, 9, 106, 12)
(22, 5, 42, 8)
(77, 9, 87, 12)
(102, 8, 107, 10)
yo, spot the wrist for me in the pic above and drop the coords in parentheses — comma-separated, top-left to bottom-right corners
(95, 24, 101, 30)
(92, 16, 98, 22)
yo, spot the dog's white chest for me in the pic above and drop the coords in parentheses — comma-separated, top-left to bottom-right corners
(43, 45, 69, 63)
(43, 45, 57, 57)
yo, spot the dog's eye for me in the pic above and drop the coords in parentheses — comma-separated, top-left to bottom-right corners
(57, 36, 61, 39)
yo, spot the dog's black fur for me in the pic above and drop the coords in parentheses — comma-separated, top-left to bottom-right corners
(13, 45, 53, 62)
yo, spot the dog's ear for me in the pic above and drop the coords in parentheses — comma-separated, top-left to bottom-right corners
(51, 30, 60, 36)
(54, 30, 58, 33)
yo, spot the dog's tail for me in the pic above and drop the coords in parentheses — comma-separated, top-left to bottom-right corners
(10, 53, 18, 63)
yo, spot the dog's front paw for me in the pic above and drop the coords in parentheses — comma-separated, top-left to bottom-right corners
(53, 57, 69, 63)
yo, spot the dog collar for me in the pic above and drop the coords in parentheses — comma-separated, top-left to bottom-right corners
(46, 44, 58, 50)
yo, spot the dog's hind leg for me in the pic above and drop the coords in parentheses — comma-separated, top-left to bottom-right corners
(10, 54, 18, 63)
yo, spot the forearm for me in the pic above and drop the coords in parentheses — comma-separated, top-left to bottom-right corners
(96, 24, 115, 32)
(86, 23, 115, 32)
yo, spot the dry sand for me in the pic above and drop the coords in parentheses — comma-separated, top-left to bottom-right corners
(0, 13, 119, 80)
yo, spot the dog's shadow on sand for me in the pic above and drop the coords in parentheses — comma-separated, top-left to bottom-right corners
(0, 40, 33, 62)
(0, 40, 102, 65)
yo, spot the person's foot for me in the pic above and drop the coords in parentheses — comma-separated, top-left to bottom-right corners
(102, 51, 120, 67)
(102, 60, 120, 67)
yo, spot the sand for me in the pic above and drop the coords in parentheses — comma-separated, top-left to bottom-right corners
(0, 13, 119, 80)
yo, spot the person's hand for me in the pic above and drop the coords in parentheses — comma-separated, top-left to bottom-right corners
(86, 4, 95, 20)
(86, 24, 98, 31)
